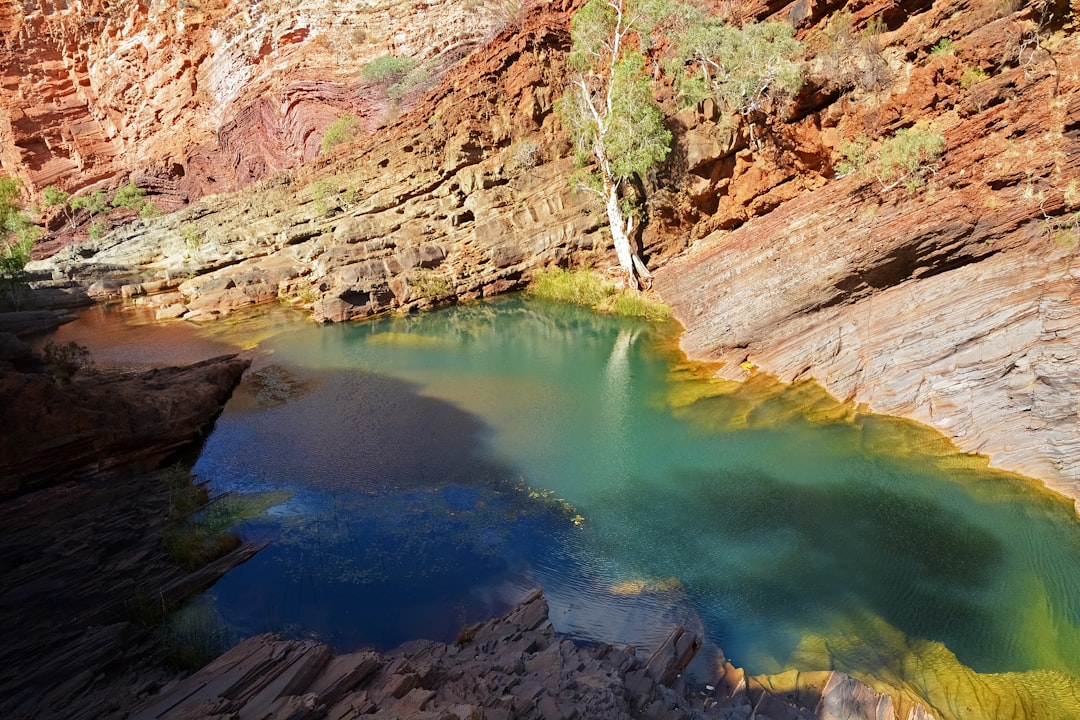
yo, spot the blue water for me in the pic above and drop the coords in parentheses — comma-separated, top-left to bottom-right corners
(47, 297, 1080, 719)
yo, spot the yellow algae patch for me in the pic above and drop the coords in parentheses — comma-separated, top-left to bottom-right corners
(667, 371, 858, 432)
(196, 306, 310, 350)
(785, 611, 1080, 720)
(610, 580, 648, 595)
(608, 577, 684, 595)
(366, 332, 452, 349)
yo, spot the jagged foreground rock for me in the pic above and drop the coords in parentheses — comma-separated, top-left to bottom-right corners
(130, 590, 926, 720)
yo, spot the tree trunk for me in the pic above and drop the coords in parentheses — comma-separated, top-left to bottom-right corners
(605, 182, 650, 289)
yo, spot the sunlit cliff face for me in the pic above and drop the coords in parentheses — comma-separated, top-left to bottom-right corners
(0, 0, 511, 199)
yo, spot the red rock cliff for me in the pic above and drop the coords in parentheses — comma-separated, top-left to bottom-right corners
(0, 0, 513, 203)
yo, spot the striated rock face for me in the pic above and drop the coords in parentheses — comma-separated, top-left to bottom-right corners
(0, 353, 250, 498)
(0, 0, 514, 205)
(655, 3, 1080, 496)
(27, 1, 608, 323)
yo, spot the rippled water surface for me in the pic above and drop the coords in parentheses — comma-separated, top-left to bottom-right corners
(50, 298, 1080, 719)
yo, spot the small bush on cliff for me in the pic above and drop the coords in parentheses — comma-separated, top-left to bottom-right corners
(42, 340, 93, 383)
(43, 185, 74, 226)
(70, 189, 109, 217)
(111, 180, 147, 212)
(813, 10, 891, 92)
(408, 268, 451, 300)
(836, 127, 946, 192)
(510, 139, 544, 169)
(929, 37, 955, 57)
(877, 127, 947, 190)
(321, 114, 362, 154)
(362, 55, 418, 84)
(362, 55, 429, 101)
(960, 67, 990, 88)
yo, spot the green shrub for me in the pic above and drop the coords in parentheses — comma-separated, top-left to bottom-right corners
(88, 220, 105, 240)
(876, 127, 947, 190)
(362, 54, 418, 84)
(0, 235, 33, 276)
(673, 19, 803, 131)
(929, 37, 955, 56)
(408, 268, 451, 300)
(1, 177, 38, 275)
(42, 340, 92, 383)
(387, 67, 430, 100)
(362, 55, 429, 103)
(43, 185, 70, 210)
(960, 67, 990, 88)
(320, 114, 362, 154)
(836, 127, 946, 191)
(70, 189, 109, 216)
(111, 180, 147, 211)
(180, 225, 202, 252)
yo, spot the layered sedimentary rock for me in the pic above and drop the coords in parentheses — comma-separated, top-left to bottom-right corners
(0, 0, 513, 205)
(655, 5, 1080, 496)
(27, 1, 605, 324)
(0, 353, 250, 498)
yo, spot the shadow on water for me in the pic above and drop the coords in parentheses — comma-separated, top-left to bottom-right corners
(196, 366, 578, 651)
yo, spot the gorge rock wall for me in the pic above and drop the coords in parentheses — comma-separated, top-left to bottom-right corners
(655, 1, 1080, 497)
(27, 0, 609, 324)
(0, 0, 513, 207)
(17, 0, 1080, 502)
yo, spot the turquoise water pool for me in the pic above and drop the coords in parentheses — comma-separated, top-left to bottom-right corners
(48, 297, 1080, 719)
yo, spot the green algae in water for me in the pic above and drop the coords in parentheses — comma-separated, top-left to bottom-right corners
(58, 296, 1080, 720)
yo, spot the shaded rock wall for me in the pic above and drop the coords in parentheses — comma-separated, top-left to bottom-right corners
(0, 353, 250, 498)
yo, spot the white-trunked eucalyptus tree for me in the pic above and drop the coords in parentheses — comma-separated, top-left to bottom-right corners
(556, 0, 675, 290)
